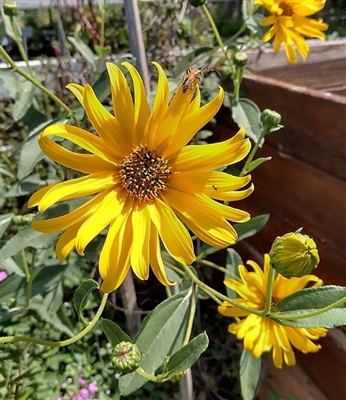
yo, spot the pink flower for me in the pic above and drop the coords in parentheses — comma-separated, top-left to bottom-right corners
(77, 377, 86, 386)
(0, 271, 7, 282)
(88, 383, 98, 394)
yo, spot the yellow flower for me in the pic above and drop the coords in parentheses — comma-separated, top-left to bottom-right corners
(218, 254, 327, 368)
(255, 0, 328, 64)
(29, 62, 253, 293)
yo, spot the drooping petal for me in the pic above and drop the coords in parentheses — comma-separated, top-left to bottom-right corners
(55, 220, 84, 262)
(75, 189, 125, 255)
(147, 198, 195, 265)
(130, 205, 151, 280)
(37, 173, 116, 212)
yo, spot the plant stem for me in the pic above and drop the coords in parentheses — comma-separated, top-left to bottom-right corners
(135, 367, 161, 382)
(0, 293, 109, 346)
(0, 46, 76, 123)
(240, 126, 269, 176)
(181, 263, 263, 316)
(261, 265, 275, 316)
(183, 285, 197, 346)
(197, 258, 241, 280)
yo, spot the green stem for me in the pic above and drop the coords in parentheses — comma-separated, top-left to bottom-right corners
(197, 259, 240, 280)
(183, 285, 197, 346)
(0, 293, 109, 346)
(240, 126, 270, 176)
(135, 367, 162, 383)
(261, 265, 275, 316)
(0, 46, 76, 122)
(181, 263, 263, 316)
(271, 296, 346, 321)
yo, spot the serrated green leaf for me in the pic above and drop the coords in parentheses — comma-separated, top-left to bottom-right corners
(73, 279, 99, 320)
(163, 332, 208, 379)
(245, 156, 272, 174)
(101, 318, 132, 346)
(234, 214, 269, 242)
(0, 226, 59, 262)
(232, 98, 263, 144)
(240, 349, 261, 400)
(67, 36, 97, 71)
(119, 288, 192, 396)
(274, 286, 346, 312)
(272, 286, 346, 328)
(0, 212, 14, 239)
(225, 249, 243, 299)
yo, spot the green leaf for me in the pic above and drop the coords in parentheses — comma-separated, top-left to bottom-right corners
(0, 274, 23, 304)
(92, 68, 111, 102)
(274, 286, 346, 312)
(5, 173, 60, 197)
(0, 306, 22, 323)
(0, 212, 14, 239)
(73, 279, 99, 320)
(67, 36, 97, 71)
(232, 98, 263, 144)
(101, 318, 132, 346)
(12, 81, 36, 121)
(244, 156, 272, 174)
(0, 226, 58, 262)
(163, 332, 209, 379)
(234, 214, 269, 242)
(94, 45, 111, 59)
(119, 288, 192, 396)
(1, 9, 21, 41)
(240, 349, 261, 400)
(18, 119, 67, 180)
(225, 249, 243, 299)
(272, 285, 346, 328)
(174, 47, 215, 77)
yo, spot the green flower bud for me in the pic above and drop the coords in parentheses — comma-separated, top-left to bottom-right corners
(269, 229, 320, 278)
(111, 341, 141, 374)
(234, 52, 248, 67)
(169, 370, 186, 382)
(188, 0, 207, 7)
(260, 109, 282, 128)
(3, 1, 18, 16)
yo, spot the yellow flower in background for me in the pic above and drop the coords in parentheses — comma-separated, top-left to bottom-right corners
(218, 254, 327, 368)
(255, 0, 328, 64)
(29, 62, 253, 293)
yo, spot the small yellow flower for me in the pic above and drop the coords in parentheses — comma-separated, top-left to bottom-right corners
(255, 0, 328, 63)
(29, 62, 253, 293)
(218, 254, 327, 368)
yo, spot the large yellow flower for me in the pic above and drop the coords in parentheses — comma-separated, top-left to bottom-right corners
(29, 62, 253, 293)
(218, 254, 327, 368)
(255, 0, 328, 64)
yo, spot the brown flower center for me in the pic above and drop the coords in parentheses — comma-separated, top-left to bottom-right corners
(279, 2, 293, 16)
(119, 145, 171, 203)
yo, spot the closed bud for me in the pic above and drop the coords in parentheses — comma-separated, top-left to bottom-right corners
(188, 0, 207, 7)
(111, 342, 141, 374)
(169, 370, 186, 382)
(260, 109, 281, 128)
(269, 229, 320, 278)
(3, 1, 18, 16)
(234, 52, 248, 67)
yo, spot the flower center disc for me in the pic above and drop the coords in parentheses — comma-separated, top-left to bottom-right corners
(119, 145, 172, 203)
(279, 2, 293, 16)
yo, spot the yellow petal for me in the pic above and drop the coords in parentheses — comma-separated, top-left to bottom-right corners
(37, 173, 116, 212)
(99, 206, 133, 293)
(164, 87, 224, 158)
(149, 224, 174, 286)
(122, 62, 149, 142)
(40, 124, 117, 164)
(66, 83, 84, 105)
(39, 136, 114, 174)
(147, 198, 195, 265)
(55, 221, 84, 262)
(174, 128, 250, 171)
(75, 189, 125, 255)
(106, 63, 135, 141)
(130, 205, 150, 280)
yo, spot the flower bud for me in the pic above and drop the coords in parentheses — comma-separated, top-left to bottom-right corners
(111, 342, 141, 374)
(3, 1, 18, 16)
(234, 52, 248, 67)
(260, 109, 281, 129)
(169, 370, 186, 382)
(269, 229, 320, 278)
(188, 0, 207, 7)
